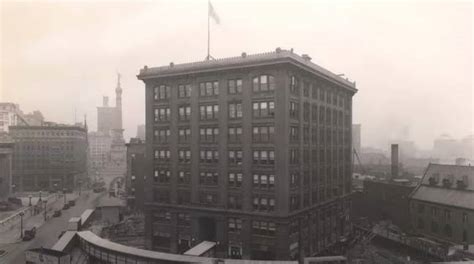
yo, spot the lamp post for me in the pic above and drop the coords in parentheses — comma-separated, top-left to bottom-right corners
(19, 212, 24, 238)
(63, 188, 67, 205)
(28, 195, 32, 206)
(43, 200, 47, 221)
(39, 191, 42, 202)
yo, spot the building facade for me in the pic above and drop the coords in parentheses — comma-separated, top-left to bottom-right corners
(410, 164, 474, 246)
(125, 138, 146, 211)
(137, 49, 357, 260)
(10, 124, 88, 192)
(0, 133, 14, 200)
(90, 75, 126, 170)
(89, 131, 113, 169)
(0, 102, 22, 132)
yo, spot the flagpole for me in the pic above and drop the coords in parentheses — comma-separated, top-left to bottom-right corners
(207, 0, 210, 60)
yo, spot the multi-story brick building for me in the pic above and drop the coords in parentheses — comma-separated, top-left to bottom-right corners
(0, 133, 14, 200)
(125, 137, 146, 211)
(410, 164, 474, 246)
(10, 124, 88, 192)
(137, 49, 357, 260)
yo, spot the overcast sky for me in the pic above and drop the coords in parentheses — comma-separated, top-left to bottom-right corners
(1, 0, 472, 151)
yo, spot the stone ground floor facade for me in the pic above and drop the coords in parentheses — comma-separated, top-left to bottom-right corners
(144, 197, 352, 261)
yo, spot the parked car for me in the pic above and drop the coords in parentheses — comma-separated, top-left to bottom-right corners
(53, 210, 62, 217)
(62, 204, 70, 210)
(68, 200, 76, 207)
(23, 227, 36, 241)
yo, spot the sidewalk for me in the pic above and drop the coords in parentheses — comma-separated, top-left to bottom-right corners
(0, 193, 79, 244)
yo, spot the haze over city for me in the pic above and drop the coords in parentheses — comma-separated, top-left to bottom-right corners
(1, 0, 472, 150)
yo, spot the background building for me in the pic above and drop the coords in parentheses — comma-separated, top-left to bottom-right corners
(410, 164, 474, 246)
(125, 137, 146, 211)
(0, 133, 14, 200)
(137, 49, 357, 260)
(10, 123, 88, 192)
(352, 124, 361, 155)
(89, 75, 126, 171)
(136, 124, 146, 141)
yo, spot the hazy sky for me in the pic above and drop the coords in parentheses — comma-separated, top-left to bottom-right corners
(1, 0, 472, 150)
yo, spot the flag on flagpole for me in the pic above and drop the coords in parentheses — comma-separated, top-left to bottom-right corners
(209, 1, 220, 24)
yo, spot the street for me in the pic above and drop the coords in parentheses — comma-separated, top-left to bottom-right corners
(0, 191, 106, 264)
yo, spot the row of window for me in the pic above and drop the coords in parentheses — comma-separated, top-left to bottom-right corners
(416, 203, 469, 223)
(155, 102, 348, 126)
(153, 170, 274, 190)
(155, 125, 275, 144)
(154, 149, 275, 165)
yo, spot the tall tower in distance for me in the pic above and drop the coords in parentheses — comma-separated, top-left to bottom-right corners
(116, 72, 123, 130)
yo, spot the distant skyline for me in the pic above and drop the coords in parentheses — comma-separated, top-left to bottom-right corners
(1, 0, 472, 150)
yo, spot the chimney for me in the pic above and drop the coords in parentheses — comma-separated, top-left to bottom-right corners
(103, 96, 109, 107)
(391, 144, 399, 180)
(302, 54, 312, 62)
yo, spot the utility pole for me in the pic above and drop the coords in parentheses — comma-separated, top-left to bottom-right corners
(19, 212, 24, 238)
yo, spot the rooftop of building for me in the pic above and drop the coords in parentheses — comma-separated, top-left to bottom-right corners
(9, 123, 87, 132)
(137, 48, 357, 91)
(410, 163, 474, 210)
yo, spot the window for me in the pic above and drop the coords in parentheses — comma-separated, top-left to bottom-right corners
(290, 194, 300, 211)
(253, 149, 275, 165)
(228, 218, 242, 232)
(154, 107, 170, 122)
(253, 125, 275, 143)
(444, 224, 452, 237)
(199, 171, 218, 185)
(303, 126, 309, 143)
(178, 213, 191, 226)
(228, 149, 243, 165)
(417, 218, 424, 229)
(290, 149, 300, 164)
(154, 190, 170, 203)
(431, 221, 439, 233)
(253, 195, 275, 212)
(154, 128, 170, 143)
(463, 212, 468, 223)
(417, 203, 425, 214)
(289, 102, 299, 119)
(252, 173, 275, 189)
(228, 79, 242, 94)
(199, 149, 219, 163)
(290, 126, 299, 142)
(199, 81, 219, 97)
(178, 127, 191, 143)
(178, 84, 192, 98)
(154, 85, 170, 100)
(252, 221, 276, 236)
(177, 191, 191, 205)
(178, 149, 191, 163)
(303, 82, 310, 97)
(303, 102, 310, 121)
(154, 169, 171, 183)
(290, 172, 299, 188)
(228, 195, 242, 210)
(199, 104, 219, 120)
(228, 126, 242, 143)
(178, 171, 190, 184)
(200, 126, 219, 143)
(290, 76, 299, 94)
(253, 101, 275, 118)
(199, 192, 218, 205)
(155, 149, 170, 162)
(178, 105, 191, 121)
(252, 75, 275, 92)
(228, 172, 243, 188)
(443, 209, 451, 220)
(431, 207, 438, 217)
(228, 102, 243, 119)
(312, 84, 318, 99)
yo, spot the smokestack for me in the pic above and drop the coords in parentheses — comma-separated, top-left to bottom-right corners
(391, 144, 399, 180)
(103, 96, 109, 107)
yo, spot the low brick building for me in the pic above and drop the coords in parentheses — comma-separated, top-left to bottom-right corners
(410, 164, 474, 246)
